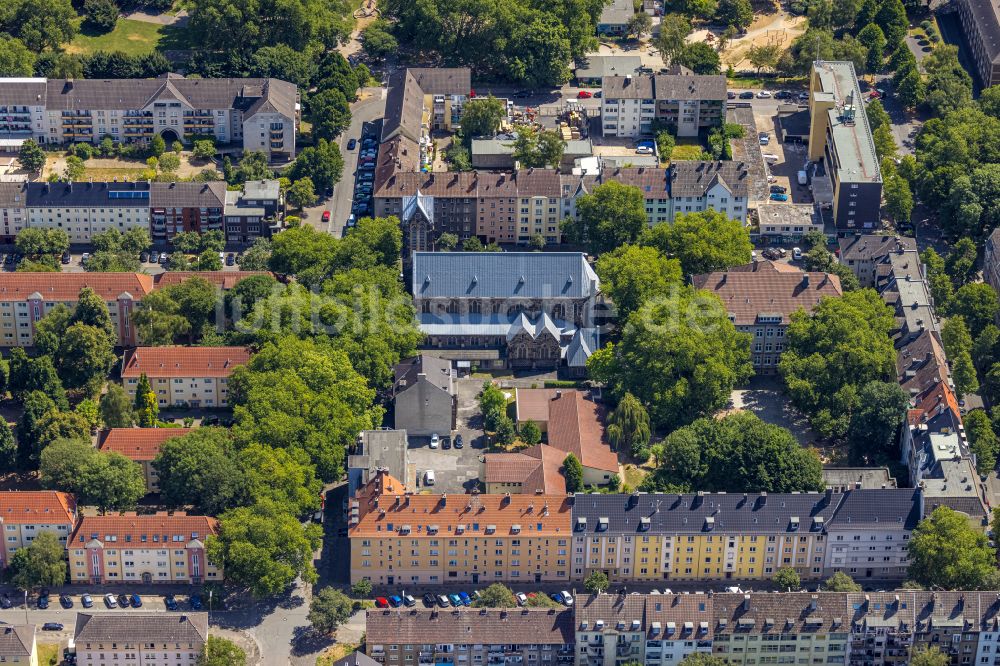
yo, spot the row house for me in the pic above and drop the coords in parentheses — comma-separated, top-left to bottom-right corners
(0, 183, 27, 243)
(149, 181, 226, 243)
(26, 180, 151, 244)
(0, 625, 35, 665)
(121, 346, 251, 408)
(692, 260, 843, 374)
(955, 0, 1000, 88)
(366, 607, 575, 666)
(98, 428, 194, 493)
(0, 75, 297, 160)
(0, 491, 76, 568)
(349, 471, 573, 586)
(600, 68, 727, 138)
(74, 612, 207, 666)
(68, 512, 220, 585)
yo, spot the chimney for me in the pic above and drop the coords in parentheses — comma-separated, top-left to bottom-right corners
(802, 274, 810, 288)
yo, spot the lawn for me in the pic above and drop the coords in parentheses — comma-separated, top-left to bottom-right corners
(38, 644, 60, 666)
(66, 18, 191, 57)
(671, 139, 706, 161)
(317, 642, 361, 665)
(623, 464, 649, 490)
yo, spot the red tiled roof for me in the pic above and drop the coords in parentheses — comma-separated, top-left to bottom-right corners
(515, 388, 559, 425)
(98, 428, 194, 461)
(483, 446, 567, 494)
(152, 271, 272, 290)
(548, 392, 618, 473)
(0, 491, 75, 525)
(121, 346, 251, 378)
(909, 380, 962, 426)
(0, 273, 154, 302)
(70, 512, 218, 546)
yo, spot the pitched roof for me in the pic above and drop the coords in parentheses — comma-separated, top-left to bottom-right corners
(483, 445, 567, 494)
(577, 592, 715, 637)
(98, 428, 194, 461)
(393, 354, 453, 395)
(548, 391, 617, 473)
(149, 181, 226, 208)
(152, 271, 272, 290)
(0, 625, 34, 657)
(407, 68, 471, 95)
(0, 273, 154, 302)
(70, 512, 218, 547)
(0, 77, 48, 106)
(713, 591, 851, 634)
(516, 388, 560, 424)
(349, 489, 572, 537)
(412, 252, 599, 300)
(121, 346, 251, 378)
(0, 491, 75, 525)
(896, 330, 949, 397)
(26, 180, 151, 208)
(74, 612, 208, 643)
(603, 167, 668, 199)
(332, 652, 382, 666)
(653, 73, 727, 101)
(366, 608, 574, 645)
(828, 488, 921, 530)
(602, 75, 654, 99)
(382, 70, 425, 144)
(0, 182, 27, 208)
(837, 234, 916, 263)
(669, 160, 751, 198)
(692, 261, 843, 326)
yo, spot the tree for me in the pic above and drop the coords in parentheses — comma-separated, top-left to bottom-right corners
(715, 0, 751, 29)
(351, 579, 373, 597)
(56, 322, 116, 392)
(460, 97, 507, 141)
(589, 287, 752, 431)
(0, 421, 16, 474)
(564, 181, 646, 255)
(495, 416, 516, 446)
(773, 567, 801, 590)
(192, 140, 216, 160)
(823, 571, 862, 591)
(473, 583, 517, 608)
(921, 248, 953, 312)
(674, 42, 721, 74)
(133, 373, 158, 428)
(946, 238, 977, 288)
(910, 649, 950, 666)
(952, 351, 979, 401)
(951, 283, 999, 338)
(78, 452, 146, 513)
(965, 410, 998, 475)
(16, 392, 56, 470)
(908, 506, 995, 589)
(846, 381, 908, 464)
(207, 500, 322, 598)
(286, 178, 317, 209)
(480, 382, 507, 430)
(288, 139, 343, 194)
(158, 152, 180, 174)
(16, 228, 68, 259)
(238, 238, 272, 271)
(361, 20, 399, 60)
(520, 420, 542, 445)
(17, 139, 45, 173)
(5, 0, 78, 52)
(656, 130, 675, 163)
(39, 437, 94, 491)
(857, 23, 887, 73)
(627, 11, 653, 38)
(462, 237, 484, 252)
(747, 43, 782, 74)
(239, 443, 322, 517)
(9, 351, 67, 408)
(679, 656, 730, 666)
(656, 14, 692, 64)
(607, 393, 651, 459)
(150, 135, 166, 158)
(309, 587, 354, 634)
(780, 290, 896, 439)
(0, 38, 35, 77)
(641, 209, 752, 276)
(873, 124, 897, 161)
(154, 428, 248, 515)
(584, 571, 609, 594)
(437, 233, 459, 251)
(198, 637, 247, 666)
(7, 532, 66, 591)
(133, 290, 191, 346)
(896, 69, 926, 109)
(923, 44, 973, 116)
(596, 244, 681, 318)
(866, 99, 891, 133)
(563, 453, 583, 492)
(309, 88, 352, 140)
(83, 0, 118, 31)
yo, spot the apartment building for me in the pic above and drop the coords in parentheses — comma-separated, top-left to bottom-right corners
(74, 613, 207, 666)
(365, 607, 575, 666)
(0, 626, 36, 665)
(576, 593, 714, 666)
(0, 273, 153, 347)
(807, 62, 882, 231)
(149, 181, 226, 244)
(68, 512, 220, 585)
(224, 179, 283, 246)
(0, 183, 27, 243)
(956, 0, 1000, 87)
(120, 346, 251, 408)
(0, 491, 76, 568)
(348, 471, 573, 585)
(692, 260, 843, 374)
(98, 428, 194, 493)
(601, 70, 727, 138)
(838, 235, 918, 290)
(0, 76, 298, 159)
(824, 489, 920, 580)
(25, 180, 152, 244)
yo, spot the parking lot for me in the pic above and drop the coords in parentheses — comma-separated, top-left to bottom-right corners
(0, 250, 249, 274)
(341, 121, 380, 236)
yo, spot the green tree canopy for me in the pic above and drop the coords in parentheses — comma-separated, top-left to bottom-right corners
(198, 636, 247, 666)
(473, 583, 517, 607)
(823, 571, 862, 591)
(153, 427, 248, 515)
(563, 453, 583, 492)
(773, 567, 801, 590)
(564, 181, 648, 255)
(846, 381, 909, 465)
(460, 97, 507, 141)
(607, 393, 652, 460)
(595, 244, 681, 318)
(908, 506, 995, 589)
(308, 587, 354, 634)
(7, 531, 66, 591)
(641, 209, 752, 276)
(584, 570, 609, 594)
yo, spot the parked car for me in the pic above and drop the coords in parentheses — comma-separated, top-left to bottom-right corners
(104, 594, 118, 608)
(42, 623, 63, 631)
(727, 91, 736, 99)
(441, 436, 450, 449)
(458, 592, 472, 606)
(118, 594, 130, 608)
(756, 90, 772, 98)
(635, 146, 654, 155)
(798, 91, 809, 100)
(769, 185, 787, 194)
(375, 597, 390, 608)
(448, 594, 462, 607)
(576, 90, 592, 99)
(769, 192, 789, 201)
(423, 593, 437, 607)
(402, 593, 417, 607)
(189, 594, 203, 610)
(739, 91, 754, 99)
(389, 595, 404, 608)
(774, 90, 792, 99)
(203, 415, 220, 426)
(322, 211, 331, 222)
(454, 434, 463, 448)
(140, 251, 150, 263)
(81, 594, 93, 608)
(61, 251, 71, 264)
(225, 253, 235, 266)
(165, 594, 178, 611)
(759, 134, 769, 145)
(594, 91, 602, 98)
(792, 247, 803, 260)
(347, 138, 357, 150)
(37, 593, 49, 609)
(59, 594, 73, 609)
(150, 251, 159, 263)
(430, 433, 440, 449)
(558, 591, 574, 606)
(424, 469, 436, 485)
(159, 253, 168, 265)
(80, 252, 90, 265)
(0, 594, 11, 609)
(130, 594, 142, 608)
(516, 592, 528, 606)
(437, 595, 450, 608)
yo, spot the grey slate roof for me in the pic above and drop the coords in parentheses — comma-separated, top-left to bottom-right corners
(0, 78, 48, 106)
(829, 488, 921, 530)
(394, 353, 453, 394)
(571, 492, 844, 535)
(0, 625, 34, 657)
(565, 328, 599, 367)
(602, 75, 655, 99)
(575, 55, 643, 80)
(407, 68, 471, 95)
(838, 234, 915, 263)
(958, 0, 1000, 66)
(669, 160, 750, 198)
(598, 0, 635, 26)
(412, 252, 599, 300)
(150, 182, 226, 208)
(366, 608, 575, 645)
(382, 70, 425, 144)
(26, 181, 151, 207)
(74, 613, 208, 643)
(0, 182, 27, 208)
(332, 652, 382, 666)
(653, 73, 727, 101)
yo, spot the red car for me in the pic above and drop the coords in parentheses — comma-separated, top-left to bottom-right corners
(577, 90, 593, 99)
(321, 211, 331, 222)
(376, 597, 389, 608)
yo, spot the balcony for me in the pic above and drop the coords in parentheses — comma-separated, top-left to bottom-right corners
(61, 112, 91, 119)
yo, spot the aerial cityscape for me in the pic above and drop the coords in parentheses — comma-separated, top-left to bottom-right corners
(1, 0, 1000, 662)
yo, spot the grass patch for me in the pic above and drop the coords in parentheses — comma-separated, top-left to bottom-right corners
(671, 139, 706, 161)
(317, 642, 362, 666)
(81, 167, 149, 179)
(726, 75, 808, 88)
(623, 464, 649, 490)
(66, 18, 191, 56)
(38, 644, 59, 666)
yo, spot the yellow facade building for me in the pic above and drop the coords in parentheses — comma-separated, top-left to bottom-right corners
(121, 346, 250, 409)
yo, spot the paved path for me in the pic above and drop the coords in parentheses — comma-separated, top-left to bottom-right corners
(123, 10, 188, 25)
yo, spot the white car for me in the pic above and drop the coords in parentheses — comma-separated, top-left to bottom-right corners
(103, 593, 117, 608)
(430, 433, 440, 449)
(759, 135, 770, 145)
(516, 592, 528, 606)
(635, 146, 654, 155)
(756, 90, 772, 98)
(560, 591, 574, 606)
(792, 247, 803, 260)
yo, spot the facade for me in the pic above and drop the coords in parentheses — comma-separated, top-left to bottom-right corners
(97, 428, 194, 493)
(956, 0, 1000, 87)
(74, 613, 207, 666)
(807, 62, 882, 231)
(601, 71, 727, 138)
(0, 273, 153, 347)
(392, 354, 456, 437)
(838, 235, 917, 290)
(149, 182, 226, 243)
(753, 203, 826, 242)
(349, 471, 572, 585)
(0, 491, 76, 569)
(366, 608, 575, 666)
(823, 488, 920, 580)
(692, 260, 843, 374)
(223, 179, 283, 247)
(120, 346, 251, 408)
(0, 626, 36, 666)
(25, 180, 151, 244)
(0, 76, 298, 160)
(68, 513, 220, 585)
(0, 183, 27, 243)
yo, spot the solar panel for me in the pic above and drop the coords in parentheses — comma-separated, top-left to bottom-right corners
(108, 191, 149, 199)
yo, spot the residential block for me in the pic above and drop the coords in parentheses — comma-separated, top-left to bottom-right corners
(98, 428, 194, 493)
(121, 346, 251, 408)
(0, 491, 76, 568)
(74, 612, 207, 666)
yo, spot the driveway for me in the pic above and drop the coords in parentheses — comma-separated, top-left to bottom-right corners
(724, 376, 817, 449)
